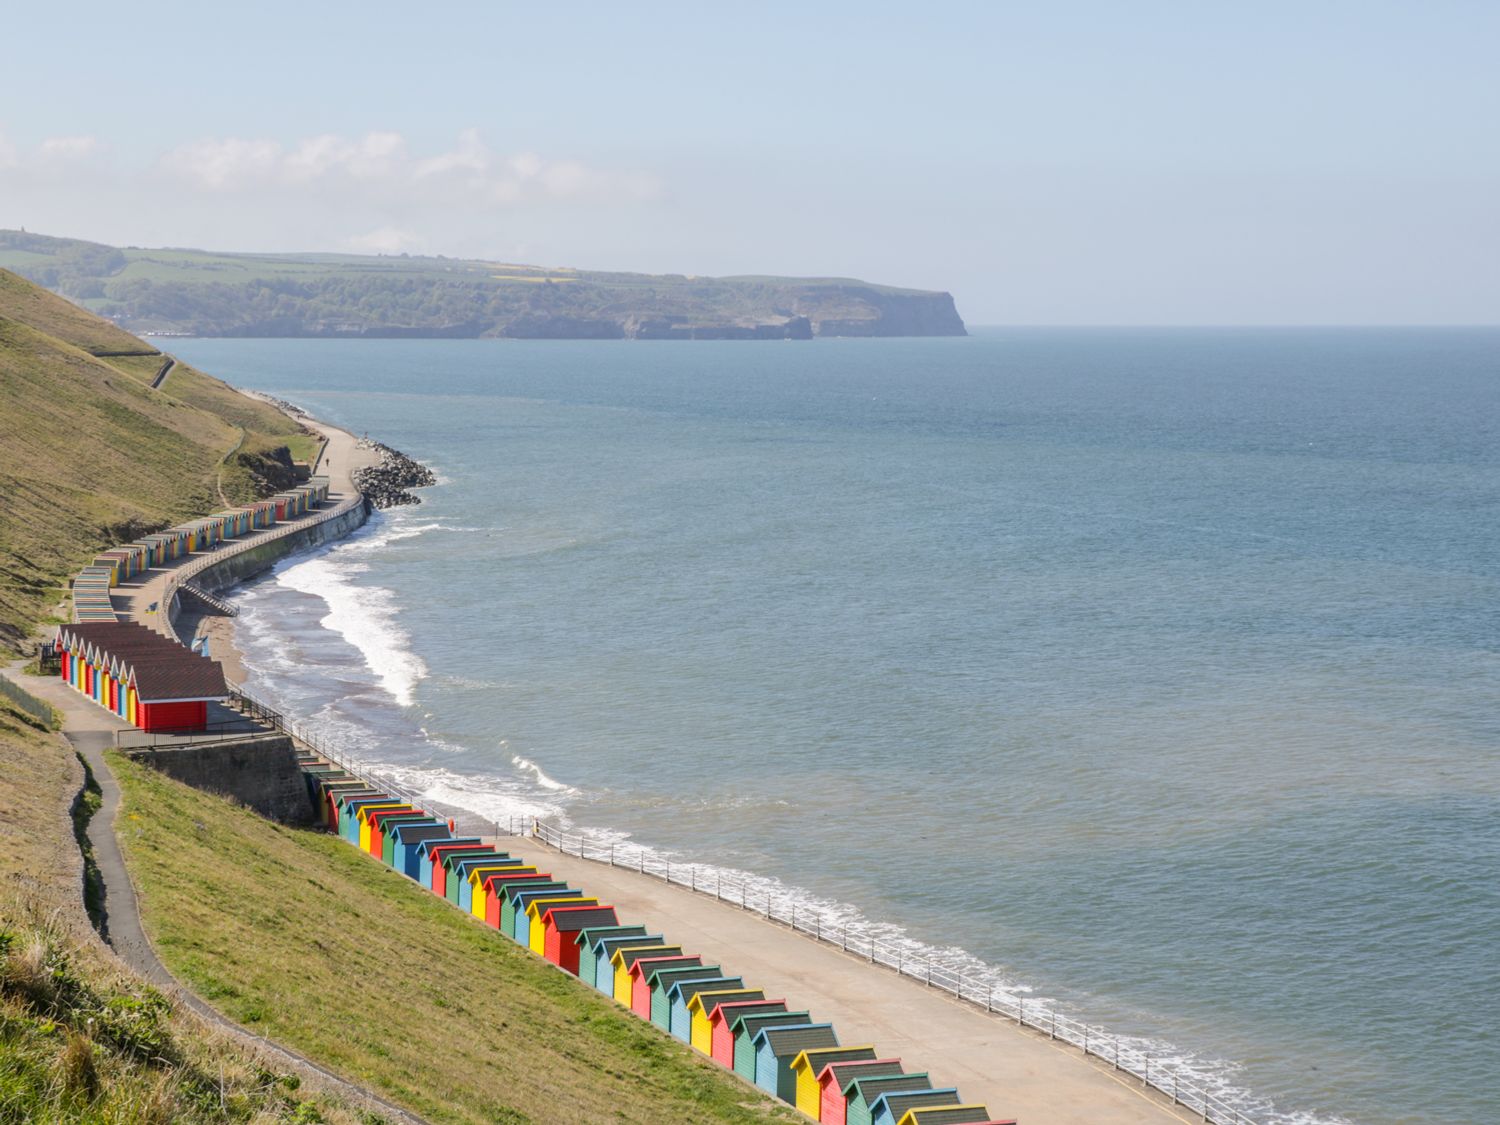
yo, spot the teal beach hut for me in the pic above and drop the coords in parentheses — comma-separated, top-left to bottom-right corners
(575, 925, 647, 990)
(731, 1010, 811, 1084)
(843, 1074, 935, 1125)
(640, 959, 708, 1024)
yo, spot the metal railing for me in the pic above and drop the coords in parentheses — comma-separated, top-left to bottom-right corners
(530, 820, 1257, 1125)
(115, 718, 275, 749)
(229, 687, 433, 820)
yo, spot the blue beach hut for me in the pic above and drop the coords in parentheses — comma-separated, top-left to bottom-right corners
(753, 1022, 839, 1103)
(668, 976, 743, 1042)
(391, 821, 451, 878)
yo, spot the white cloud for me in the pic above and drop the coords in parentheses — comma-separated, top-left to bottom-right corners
(343, 226, 427, 255)
(158, 129, 661, 207)
(38, 135, 100, 161)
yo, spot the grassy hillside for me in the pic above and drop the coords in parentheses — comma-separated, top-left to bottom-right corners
(0, 698, 370, 1123)
(0, 229, 967, 339)
(0, 269, 317, 652)
(111, 755, 797, 1125)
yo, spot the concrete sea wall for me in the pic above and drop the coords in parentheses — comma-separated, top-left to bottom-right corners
(168, 499, 369, 619)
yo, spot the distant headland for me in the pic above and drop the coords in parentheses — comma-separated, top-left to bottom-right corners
(0, 229, 966, 340)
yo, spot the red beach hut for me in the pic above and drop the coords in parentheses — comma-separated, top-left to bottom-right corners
(541, 905, 620, 972)
(710, 1000, 788, 1067)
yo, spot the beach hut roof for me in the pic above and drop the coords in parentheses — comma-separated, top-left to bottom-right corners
(446, 849, 512, 871)
(896, 1109, 1005, 1125)
(55, 621, 227, 702)
(390, 822, 449, 844)
(667, 976, 744, 1005)
(730, 1009, 811, 1037)
(611, 944, 685, 971)
(687, 988, 764, 1016)
(790, 1046, 878, 1074)
(519, 892, 591, 917)
(821, 1058, 903, 1087)
(481, 871, 545, 890)
(575, 924, 647, 949)
(501, 881, 569, 905)
(467, 860, 527, 883)
(869, 1090, 963, 1121)
(418, 837, 480, 856)
(844, 1072, 932, 1100)
(590, 933, 663, 959)
(543, 905, 619, 932)
(709, 998, 786, 1024)
(752, 1023, 838, 1057)
(636, 957, 704, 987)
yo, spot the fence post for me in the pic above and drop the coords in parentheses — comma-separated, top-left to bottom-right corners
(1017, 998, 1024, 1027)
(986, 985, 992, 1013)
(1050, 1011, 1057, 1039)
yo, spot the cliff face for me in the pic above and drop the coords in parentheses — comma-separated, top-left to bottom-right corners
(798, 288, 967, 337)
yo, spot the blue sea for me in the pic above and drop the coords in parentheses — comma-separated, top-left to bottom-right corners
(171, 330, 1500, 1125)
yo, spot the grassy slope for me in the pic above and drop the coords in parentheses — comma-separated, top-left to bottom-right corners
(0, 268, 155, 355)
(0, 699, 366, 1123)
(111, 756, 797, 1125)
(0, 269, 316, 652)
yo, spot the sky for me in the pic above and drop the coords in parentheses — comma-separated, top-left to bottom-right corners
(2, 1, 1497, 324)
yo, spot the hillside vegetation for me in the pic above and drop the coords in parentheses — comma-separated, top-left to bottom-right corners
(0, 229, 966, 340)
(112, 755, 797, 1124)
(0, 269, 316, 652)
(0, 697, 371, 1123)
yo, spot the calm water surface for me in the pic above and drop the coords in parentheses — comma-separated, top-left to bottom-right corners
(172, 330, 1500, 1125)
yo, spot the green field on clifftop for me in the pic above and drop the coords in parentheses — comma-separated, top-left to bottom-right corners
(0, 229, 967, 339)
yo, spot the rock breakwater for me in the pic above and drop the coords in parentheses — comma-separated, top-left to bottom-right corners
(352, 439, 437, 508)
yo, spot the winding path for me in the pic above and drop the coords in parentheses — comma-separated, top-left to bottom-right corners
(14, 399, 419, 1121)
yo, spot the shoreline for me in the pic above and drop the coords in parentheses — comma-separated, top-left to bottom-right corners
(200, 400, 1202, 1125)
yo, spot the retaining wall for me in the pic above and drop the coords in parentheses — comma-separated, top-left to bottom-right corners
(124, 734, 316, 824)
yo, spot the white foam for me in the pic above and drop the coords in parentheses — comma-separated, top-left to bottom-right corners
(273, 541, 426, 708)
(511, 754, 578, 793)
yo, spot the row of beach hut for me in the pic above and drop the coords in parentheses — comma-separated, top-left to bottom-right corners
(297, 750, 1015, 1125)
(78, 479, 331, 594)
(58, 478, 330, 728)
(54, 621, 229, 731)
